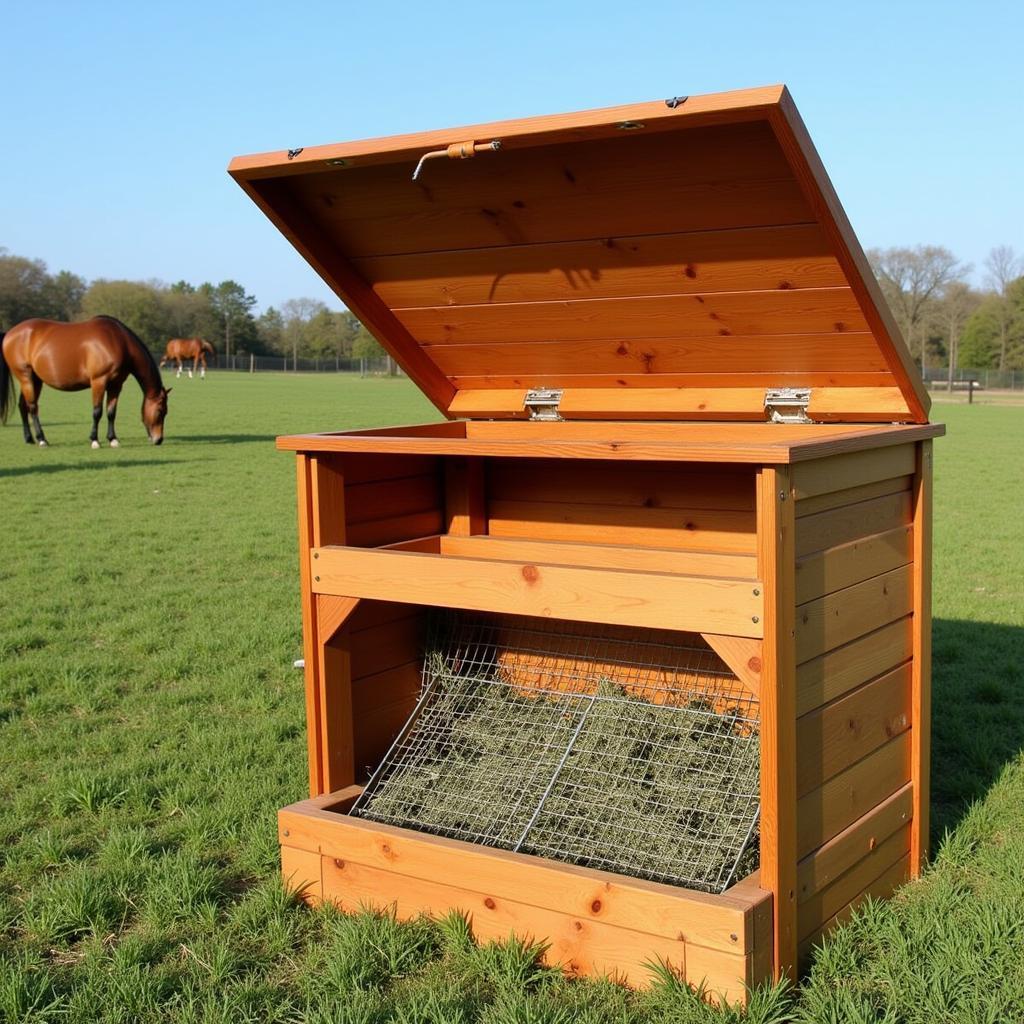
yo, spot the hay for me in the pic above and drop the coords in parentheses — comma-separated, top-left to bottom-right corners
(352, 615, 760, 894)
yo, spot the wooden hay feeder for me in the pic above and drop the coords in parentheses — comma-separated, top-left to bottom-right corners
(229, 85, 943, 1003)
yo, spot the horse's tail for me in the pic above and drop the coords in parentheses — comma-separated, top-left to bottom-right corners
(201, 339, 215, 355)
(0, 334, 12, 425)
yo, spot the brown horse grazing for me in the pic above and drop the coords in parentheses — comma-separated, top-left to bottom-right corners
(0, 317, 170, 447)
(160, 337, 215, 379)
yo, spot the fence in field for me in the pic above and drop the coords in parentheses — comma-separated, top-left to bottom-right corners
(923, 367, 1024, 391)
(201, 354, 398, 375)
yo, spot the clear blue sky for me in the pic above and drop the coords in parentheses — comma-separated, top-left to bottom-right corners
(4, 0, 1021, 312)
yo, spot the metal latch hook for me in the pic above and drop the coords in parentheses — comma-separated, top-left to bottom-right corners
(412, 139, 502, 181)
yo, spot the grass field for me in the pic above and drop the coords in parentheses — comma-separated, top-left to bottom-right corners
(1, 373, 1023, 1023)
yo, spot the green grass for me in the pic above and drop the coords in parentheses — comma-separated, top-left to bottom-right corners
(1, 374, 1023, 1022)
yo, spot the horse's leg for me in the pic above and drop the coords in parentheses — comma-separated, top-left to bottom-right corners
(199, 354, 206, 379)
(105, 381, 124, 447)
(17, 392, 34, 443)
(89, 379, 105, 448)
(188, 354, 195, 379)
(176, 358, 182, 379)
(24, 374, 48, 446)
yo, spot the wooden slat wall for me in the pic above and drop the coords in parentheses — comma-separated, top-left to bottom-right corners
(486, 459, 758, 554)
(269, 118, 904, 414)
(347, 602, 425, 777)
(341, 453, 444, 547)
(790, 445, 917, 962)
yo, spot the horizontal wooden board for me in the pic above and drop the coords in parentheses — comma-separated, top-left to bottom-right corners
(355, 224, 845, 307)
(348, 600, 424, 634)
(795, 475, 912, 519)
(321, 854, 753, 995)
(406, 289, 868, 344)
(284, 121, 811, 258)
(795, 665, 912, 797)
(428, 335, 891, 376)
(349, 615, 423, 679)
(311, 546, 764, 637)
(796, 566, 913, 663)
(353, 697, 418, 774)
(351, 662, 422, 716)
(345, 509, 445, 547)
(345, 473, 441, 525)
(795, 491, 913, 558)
(797, 732, 911, 858)
(794, 524, 913, 604)
(277, 422, 945, 465)
(281, 845, 322, 902)
(797, 784, 912, 903)
(798, 826, 910, 942)
(439, 535, 758, 580)
(339, 452, 442, 485)
(450, 371, 898, 391)
(450, 386, 912, 422)
(796, 617, 912, 717)
(797, 853, 910, 966)
(487, 499, 757, 554)
(488, 459, 756, 512)
(278, 802, 765, 953)
(792, 444, 916, 500)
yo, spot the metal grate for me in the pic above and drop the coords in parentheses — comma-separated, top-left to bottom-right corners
(350, 612, 760, 894)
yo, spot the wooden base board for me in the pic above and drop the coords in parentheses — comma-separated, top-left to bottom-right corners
(279, 790, 773, 1005)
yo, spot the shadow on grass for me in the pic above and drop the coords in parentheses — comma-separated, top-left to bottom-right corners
(0, 458, 186, 477)
(178, 433, 274, 444)
(930, 617, 1024, 839)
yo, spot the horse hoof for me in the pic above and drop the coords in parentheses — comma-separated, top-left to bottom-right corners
(91, 440, 100, 449)
(109, 439, 120, 448)
(39, 440, 49, 447)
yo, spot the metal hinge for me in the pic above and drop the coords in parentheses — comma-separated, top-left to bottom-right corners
(764, 388, 813, 424)
(524, 388, 563, 421)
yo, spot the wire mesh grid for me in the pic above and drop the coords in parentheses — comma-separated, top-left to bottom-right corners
(351, 611, 760, 894)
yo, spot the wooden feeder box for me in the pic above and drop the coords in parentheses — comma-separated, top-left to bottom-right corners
(229, 85, 942, 1002)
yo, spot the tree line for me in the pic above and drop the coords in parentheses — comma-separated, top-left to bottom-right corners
(2, 243, 1021, 378)
(0, 248, 386, 364)
(868, 244, 1023, 380)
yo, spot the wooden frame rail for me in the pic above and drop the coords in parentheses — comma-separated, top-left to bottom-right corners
(309, 544, 765, 639)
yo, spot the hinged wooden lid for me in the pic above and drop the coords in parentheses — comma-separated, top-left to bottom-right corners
(229, 86, 929, 424)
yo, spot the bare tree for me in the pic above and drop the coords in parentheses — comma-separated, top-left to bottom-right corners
(984, 245, 1024, 371)
(868, 245, 968, 370)
(938, 282, 980, 392)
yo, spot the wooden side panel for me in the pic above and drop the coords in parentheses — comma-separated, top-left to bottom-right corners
(343, 455, 444, 547)
(347, 603, 425, 777)
(911, 441, 933, 876)
(486, 459, 758, 554)
(793, 444, 928, 947)
(278, 800, 772, 1003)
(281, 845, 323, 902)
(756, 466, 797, 980)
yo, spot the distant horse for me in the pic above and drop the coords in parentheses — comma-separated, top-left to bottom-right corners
(0, 317, 171, 447)
(160, 338, 215, 379)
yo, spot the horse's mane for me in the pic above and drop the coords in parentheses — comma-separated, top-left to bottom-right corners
(94, 316, 164, 387)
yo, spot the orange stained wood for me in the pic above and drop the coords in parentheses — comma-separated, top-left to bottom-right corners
(277, 421, 944, 464)
(309, 545, 765, 638)
(911, 441, 933, 875)
(755, 466, 798, 980)
(231, 86, 930, 424)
